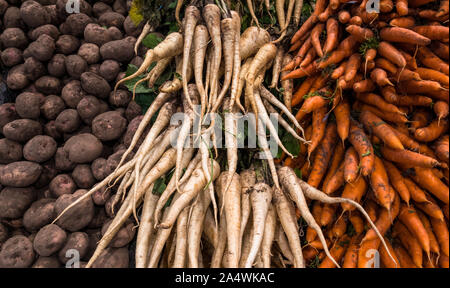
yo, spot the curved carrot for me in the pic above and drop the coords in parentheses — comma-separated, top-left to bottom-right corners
(345, 25, 374, 42)
(417, 47, 449, 75)
(413, 25, 449, 41)
(415, 119, 448, 142)
(393, 221, 423, 267)
(344, 147, 359, 183)
(382, 160, 410, 204)
(309, 106, 329, 156)
(291, 75, 317, 107)
(398, 204, 431, 257)
(411, 167, 449, 204)
(370, 68, 394, 86)
(311, 23, 325, 58)
(380, 27, 431, 46)
(370, 157, 393, 211)
(324, 162, 345, 195)
(416, 68, 449, 87)
(333, 97, 350, 145)
(360, 110, 404, 150)
(354, 102, 409, 123)
(389, 16, 415, 28)
(393, 245, 417, 268)
(341, 176, 367, 212)
(323, 18, 339, 54)
(348, 122, 374, 177)
(342, 235, 361, 268)
(381, 146, 442, 169)
(322, 144, 345, 190)
(417, 210, 440, 255)
(430, 217, 450, 257)
(380, 237, 400, 268)
(403, 177, 429, 203)
(318, 235, 350, 268)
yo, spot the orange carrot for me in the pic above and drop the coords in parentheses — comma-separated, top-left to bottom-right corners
(345, 25, 374, 42)
(403, 177, 429, 203)
(380, 86, 399, 103)
(338, 10, 351, 23)
(417, 47, 449, 75)
(324, 162, 345, 195)
(378, 41, 407, 68)
(431, 41, 449, 61)
(282, 63, 318, 80)
(436, 0, 450, 17)
(356, 93, 402, 114)
(291, 75, 318, 107)
(353, 79, 376, 93)
(363, 193, 401, 242)
(375, 58, 398, 75)
(331, 217, 347, 241)
(323, 18, 339, 54)
(358, 239, 381, 268)
(389, 16, 416, 28)
(430, 218, 450, 257)
(344, 147, 359, 184)
(416, 67, 449, 87)
(342, 235, 360, 268)
(354, 102, 409, 123)
(320, 203, 337, 227)
(349, 212, 364, 235)
(360, 110, 404, 150)
(381, 147, 442, 169)
(333, 98, 350, 145)
(309, 107, 329, 156)
(383, 160, 410, 204)
(393, 245, 417, 268)
(344, 53, 362, 82)
(380, 238, 400, 268)
(370, 68, 394, 86)
(415, 119, 449, 142)
(348, 122, 374, 177)
(398, 205, 431, 256)
(417, 210, 441, 255)
(295, 92, 329, 121)
(413, 25, 450, 41)
(318, 235, 350, 268)
(411, 109, 432, 131)
(291, 15, 318, 44)
(393, 221, 424, 267)
(306, 201, 323, 242)
(439, 255, 450, 268)
(434, 101, 449, 122)
(349, 15, 363, 26)
(364, 199, 379, 223)
(322, 144, 345, 189)
(311, 23, 325, 58)
(341, 176, 367, 212)
(380, 27, 431, 46)
(415, 199, 445, 221)
(434, 135, 449, 164)
(394, 95, 433, 107)
(411, 167, 449, 204)
(370, 156, 394, 211)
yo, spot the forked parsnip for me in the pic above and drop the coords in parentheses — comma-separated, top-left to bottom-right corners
(273, 187, 305, 267)
(240, 27, 271, 61)
(246, 0, 260, 27)
(148, 56, 173, 87)
(114, 32, 183, 93)
(236, 57, 254, 112)
(245, 183, 273, 268)
(135, 185, 158, 268)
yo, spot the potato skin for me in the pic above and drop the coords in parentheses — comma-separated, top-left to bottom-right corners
(49, 174, 76, 197)
(28, 34, 55, 62)
(40, 95, 65, 120)
(23, 198, 56, 232)
(0, 103, 19, 133)
(55, 34, 80, 55)
(92, 111, 127, 141)
(0, 235, 35, 268)
(77, 43, 100, 64)
(91, 247, 129, 268)
(6, 64, 30, 90)
(24, 57, 46, 81)
(0, 139, 23, 164)
(55, 189, 95, 231)
(0, 28, 28, 48)
(107, 26, 122, 40)
(99, 60, 120, 82)
(91, 158, 108, 181)
(23, 135, 57, 163)
(63, 133, 103, 164)
(1, 47, 23, 67)
(20, 0, 51, 28)
(32, 256, 61, 268)
(33, 224, 67, 257)
(99, 11, 124, 29)
(65, 13, 93, 37)
(15, 92, 43, 119)
(72, 164, 95, 189)
(0, 186, 35, 218)
(80, 72, 111, 99)
(54, 147, 76, 171)
(0, 161, 42, 187)
(109, 89, 131, 107)
(35, 160, 58, 189)
(61, 80, 86, 108)
(35, 76, 62, 95)
(47, 54, 66, 77)
(93, 2, 112, 17)
(84, 23, 112, 46)
(91, 186, 111, 206)
(0, 223, 8, 247)
(58, 232, 89, 264)
(100, 36, 135, 62)
(65, 54, 87, 79)
(2, 119, 42, 142)
(76, 96, 101, 125)
(3, 7, 26, 29)
(101, 219, 135, 248)
(55, 109, 81, 133)
(29, 24, 60, 41)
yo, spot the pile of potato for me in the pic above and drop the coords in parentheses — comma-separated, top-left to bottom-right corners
(0, 0, 153, 268)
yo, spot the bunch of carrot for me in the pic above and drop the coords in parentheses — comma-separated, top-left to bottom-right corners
(281, 0, 449, 268)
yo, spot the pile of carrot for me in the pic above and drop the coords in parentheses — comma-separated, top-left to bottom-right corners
(280, 0, 449, 268)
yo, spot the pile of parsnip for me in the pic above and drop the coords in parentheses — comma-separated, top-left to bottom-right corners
(52, 0, 449, 269)
(279, 0, 449, 268)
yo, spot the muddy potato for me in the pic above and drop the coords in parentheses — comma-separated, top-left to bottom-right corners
(88, 207, 109, 229)
(32, 256, 60, 268)
(100, 36, 135, 62)
(2, 119, 42, 142)
(40, 95, 65, 120)
(113, 0, 127, 15)
(33, 224, 67, 257)
(61, 80, 86, 108)
(123, 115, 143, 148)
(20, 0, 51, 28)
(92, 186, 111, 206)
(0, 235, 35, 268)
(72, 164, 95, 189)
(76, 96, 101, 125)
(49, 174, 76, 198)
(1, 47, 23, 66)
(0, 162, 42, 187)
(107, 26, 122, 40)
(0, 28, 28, 48)
(23, 135, 57, 163)
(130, 56, 143, 67)
(44, 121, 62, 139)
(65, 13, 93, 37)
(6, 64, 29, 90)
(99, 59, 120, 82)
(87, 63, 100, 74)
(93, 2, 112, 17)
(56, 0, 91, 20)
(0, 139, 22, 164)
(0, 103, 19, 133)
(15, 92, 43, 119)
(55, 189, 95, 232)
(91, 247, 129, 268)
(109, 89, 131, 108)
(24, 57, 46, 81)
(58, 232, 89, 264)
(123, 16, 144, 37)
(55, 109, 81, 133)
(92, 111, 127, 141)
(28, 34, 55, 62)
(29, 24, 60, 41)
(34, 160, 57, 189)
(0, 223, 8, 247)
(80, 72, 111, 99)
(3, 7, 26, 29)
(65, 54, 87, 79)
(54, 147, 76, 171)
(99, 11, 124, 29)
(23, 199, 56, 232)
(48, 54, 66, 77)
(91, 158, 108, 181)
(35, 76, 62, 95)
(83, 23, 111, 46)
(101, 219, 135, 248)
(77, 43, 99, 64)
(56, 34, 80, 54)
(0, 186, 35, 219)
(63, 133, 103, 164)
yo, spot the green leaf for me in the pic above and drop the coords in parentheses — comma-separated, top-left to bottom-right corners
(282, 132, 300, 157)
(152, 177, 167, 195)
(142, 33, 163, 49)
(124, 64, 154, 94)
(294, 168, 302, 179)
